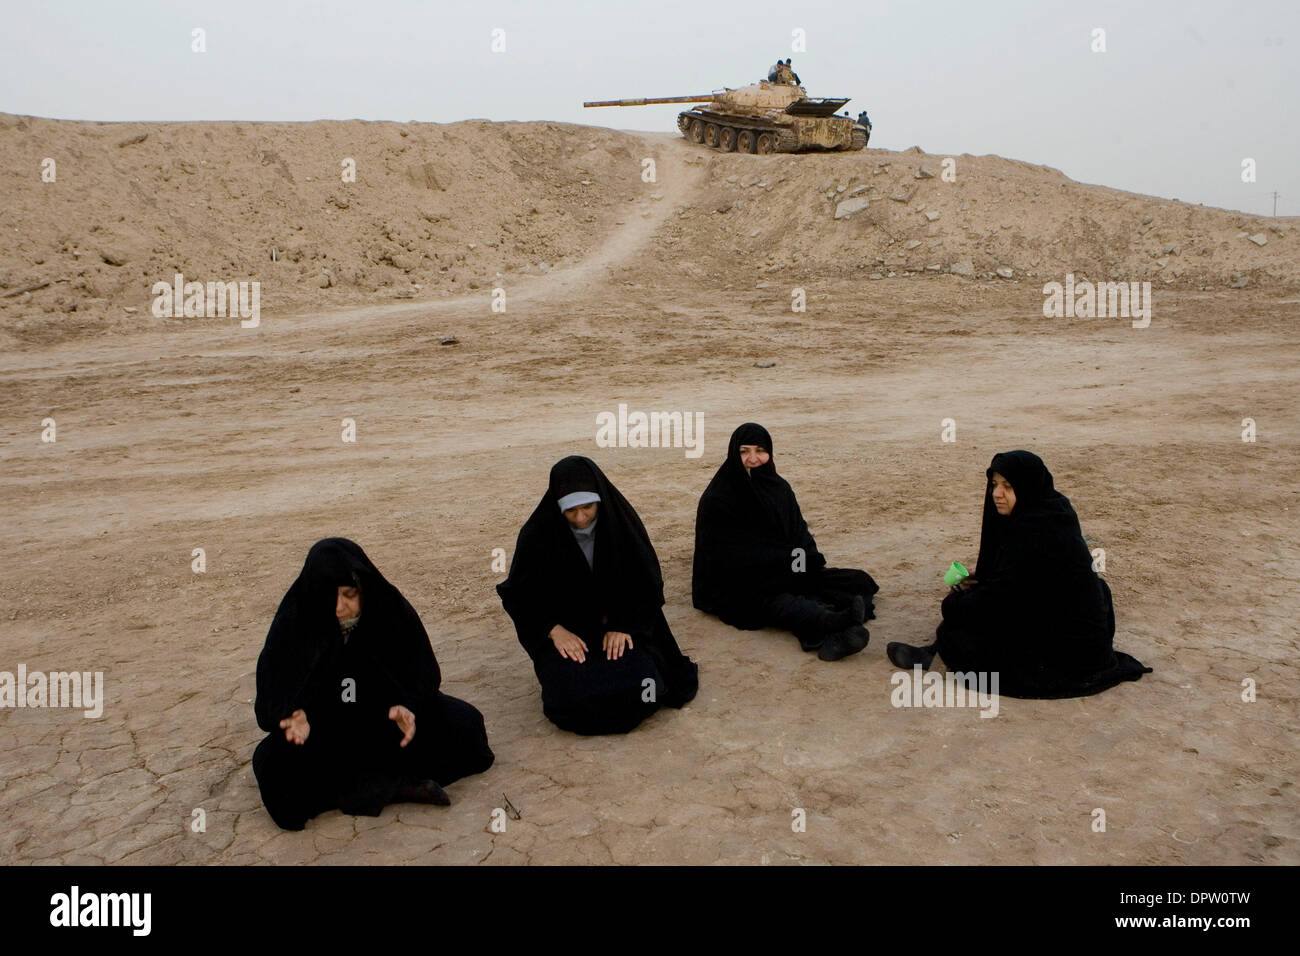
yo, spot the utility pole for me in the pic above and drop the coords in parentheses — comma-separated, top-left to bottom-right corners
(1272, 191, 1279, 217)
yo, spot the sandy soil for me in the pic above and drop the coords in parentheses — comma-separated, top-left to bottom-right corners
(0, 120, 1297, 865)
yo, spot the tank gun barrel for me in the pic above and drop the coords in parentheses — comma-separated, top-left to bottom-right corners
(583, 94, 716, 107)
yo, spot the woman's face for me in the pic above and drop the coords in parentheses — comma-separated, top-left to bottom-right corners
(738, 444, 770, 473)
(335, 585, 361, 621)
(990, 472, 1017, 515)
(564, 502, 598, 529)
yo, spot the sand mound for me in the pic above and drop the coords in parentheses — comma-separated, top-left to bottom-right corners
(3, 115, 1297, 348)
(0, 115, 660, 343)
(653, 146, 1298, 289)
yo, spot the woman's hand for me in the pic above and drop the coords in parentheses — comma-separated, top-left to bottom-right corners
(550, 625, 588, 663)
(280, 709, 310, 745)
(603, 631, 633, 660)
(389, 704, 416, 747)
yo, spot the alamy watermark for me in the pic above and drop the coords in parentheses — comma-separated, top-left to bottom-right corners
(595, 403, 704, 458)
(0, 665, 104, 718)
(890, 665, 999, 718)
(1043, 273, 1151, 328)
(151, 273, 260, 328)
(50, 886, 150, 935)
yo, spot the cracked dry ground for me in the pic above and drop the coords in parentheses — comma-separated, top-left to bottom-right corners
(2, 262, 1298, 863)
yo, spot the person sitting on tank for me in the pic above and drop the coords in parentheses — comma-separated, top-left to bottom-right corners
(857, 109, 872, 143)
(692, 423, 878, 662)
(776, 61, 796, 85)
(784, 59, 802, 85)
(885, 450, 1153, 698)
(767, 59, 783, 83)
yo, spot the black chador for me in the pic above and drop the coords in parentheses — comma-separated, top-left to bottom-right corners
(692, 423, 878, 660)
(496, 456, 699, 735)
(888, 451, 1152, 698)
(253, 538, 494, 830)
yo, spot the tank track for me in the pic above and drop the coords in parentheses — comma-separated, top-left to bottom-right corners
(677, 111, 855, 153)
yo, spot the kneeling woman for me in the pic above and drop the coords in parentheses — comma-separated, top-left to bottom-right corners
(692, 423, 878, 660)
(253, 538, 494, 830)
(887, 450, 1152, 698)
(497, 456, 699, 735)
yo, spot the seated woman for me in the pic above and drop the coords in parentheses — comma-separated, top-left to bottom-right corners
(887, 450, 1152, 698)
(253, 538, 494, 831)
(692, 423, 878, 661)
(496, 456, 699, 735)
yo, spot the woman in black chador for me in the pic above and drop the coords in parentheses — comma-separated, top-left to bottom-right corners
(887, 450, 1152, 698)
(692, 423, 878, 661)
(497, 456, 699, 735)
(253, 538, 494, 830)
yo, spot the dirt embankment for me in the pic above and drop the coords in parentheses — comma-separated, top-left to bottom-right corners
(0, 115, 660, 344)
(654, 146, 1298, 289)
(2, 115, 1295, 348)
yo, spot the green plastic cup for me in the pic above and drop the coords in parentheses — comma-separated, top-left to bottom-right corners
(943, 561, 969, 587)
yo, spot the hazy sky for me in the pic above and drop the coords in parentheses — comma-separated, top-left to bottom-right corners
(2, 0, 1295, 216)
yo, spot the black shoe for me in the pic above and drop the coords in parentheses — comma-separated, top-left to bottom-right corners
(818, 605, 857, 633)
(394, 778, 451, 806)
(886, 641, 936, 670)
(819, 626, 869, 661)
(796, 632, 825, 652)
(850, 595, 868, 625)
(843, 624, 869, 651)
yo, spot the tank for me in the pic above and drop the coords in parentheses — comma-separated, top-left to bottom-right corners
(583, 81, 867, 154)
